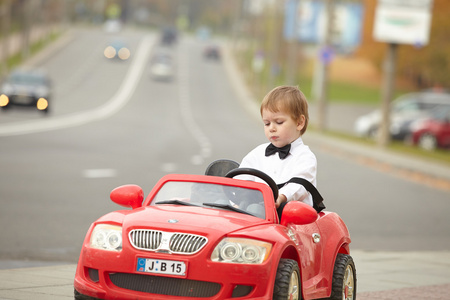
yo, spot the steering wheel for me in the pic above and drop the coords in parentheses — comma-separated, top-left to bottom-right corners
(225, 168, 279, 200)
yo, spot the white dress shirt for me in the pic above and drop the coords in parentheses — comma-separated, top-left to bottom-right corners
(239, 137, 317, 207)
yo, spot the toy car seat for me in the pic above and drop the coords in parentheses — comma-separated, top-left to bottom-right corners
(205, 159, 239, 177)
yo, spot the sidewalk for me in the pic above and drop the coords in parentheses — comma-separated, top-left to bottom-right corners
(354, 250, 450, 299)
(1, 250, 450, 299)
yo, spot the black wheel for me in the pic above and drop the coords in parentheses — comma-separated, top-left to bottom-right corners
(273, 258, 301, 300)
(328, 253, 356, 300)
(225, 168, 278, 200)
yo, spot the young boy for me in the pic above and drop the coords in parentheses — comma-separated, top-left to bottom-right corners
(239, 85, 317, 218)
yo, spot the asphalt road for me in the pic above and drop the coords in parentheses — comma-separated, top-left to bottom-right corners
(0, 27, 449, 270)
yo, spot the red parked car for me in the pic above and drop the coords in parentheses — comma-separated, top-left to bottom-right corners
(410, 105, 450, 150)
(74, 162, 356, 300)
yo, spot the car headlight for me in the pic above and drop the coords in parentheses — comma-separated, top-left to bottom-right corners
(211, 238, 272, 264)
(118, 47, 130, 60)
(90, 224, 122, 252)
(104, 46, 117, 59)
(0, 94, 9, 106)
(36, 98, 48, 110)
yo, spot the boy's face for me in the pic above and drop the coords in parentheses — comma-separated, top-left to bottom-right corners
(262, 108, 305, 148)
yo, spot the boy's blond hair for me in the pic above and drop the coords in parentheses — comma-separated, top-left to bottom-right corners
(260, 86, 309, 135)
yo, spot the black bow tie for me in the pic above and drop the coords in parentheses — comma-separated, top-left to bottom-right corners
(265, 143, 291, 160)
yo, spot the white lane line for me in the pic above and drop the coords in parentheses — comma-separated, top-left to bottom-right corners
(82, 168, 118, 179)
(0, 35, 155, 137)
(178, 40, 212, 165)
(161, 162, 177, 173)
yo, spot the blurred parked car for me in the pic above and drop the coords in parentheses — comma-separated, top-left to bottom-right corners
(203, 45, 221, 60)
(354, 92, 450, 140)
(409, 105, 450, 150)
(0, 69, 51, 114)
(149, 52, 174, 81)
(104, 40, 130, 60)
(160, 26, 178, 46)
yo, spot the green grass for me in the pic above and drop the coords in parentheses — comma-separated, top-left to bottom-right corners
(329, 81, 382, 104)
(297, 76, 412, 105)
(0, 31, 60, 72)
(389, 140, 450, 165)
(314, 128, 450, 166)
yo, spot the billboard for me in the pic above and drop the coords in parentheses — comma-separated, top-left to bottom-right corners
(284, 0, 365, 53)
(373, 0, 433, 46)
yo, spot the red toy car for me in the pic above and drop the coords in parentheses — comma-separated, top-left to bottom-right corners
(74, 162, 356, 300)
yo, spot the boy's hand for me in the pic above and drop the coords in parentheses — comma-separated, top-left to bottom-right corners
(275, 194, 287, 208)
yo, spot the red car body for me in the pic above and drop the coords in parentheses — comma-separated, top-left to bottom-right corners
(74, 173, 353, 300)
(410, 105, 450, 150)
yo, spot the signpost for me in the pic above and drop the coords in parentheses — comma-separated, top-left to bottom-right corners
(284, 0, 364, 131)
(373, 0, 433, 146)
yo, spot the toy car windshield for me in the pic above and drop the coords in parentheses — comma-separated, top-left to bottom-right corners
(151, 181, 266, 219)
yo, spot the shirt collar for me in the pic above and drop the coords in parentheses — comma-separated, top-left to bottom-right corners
(290, 136, 303, 150)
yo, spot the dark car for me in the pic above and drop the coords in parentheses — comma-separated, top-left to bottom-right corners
(0, 69, 51, 113)
(409, 105, 450, 150)
(203, 45, 221, 60)
(160, 27, 178, 46)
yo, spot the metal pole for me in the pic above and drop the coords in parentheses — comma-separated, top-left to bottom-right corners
(285, 0, 298, 86)
(378, 43, 398, 147)
(316, 0, 334, 132)
(267, 3, 280, 89)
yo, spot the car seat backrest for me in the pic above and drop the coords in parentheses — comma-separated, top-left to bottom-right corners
(205, 159, 239, 177)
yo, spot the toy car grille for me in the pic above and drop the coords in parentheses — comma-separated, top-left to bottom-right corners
(109, 273, 220, 297)
(129, 230, 208, 254)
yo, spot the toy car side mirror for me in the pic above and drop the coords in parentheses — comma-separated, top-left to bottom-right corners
(110, 185, 144, 209)
(280, 201, 318, 226)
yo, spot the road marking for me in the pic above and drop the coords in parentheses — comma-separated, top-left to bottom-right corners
(82, 168, 117, 178)
(0, 35, 155, 137)
(161, 162, 177, 173)
(177, 39, 212, 165)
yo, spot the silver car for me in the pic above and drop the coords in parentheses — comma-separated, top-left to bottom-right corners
(149, 52, 174, 81)
(354, 92, 450, 140)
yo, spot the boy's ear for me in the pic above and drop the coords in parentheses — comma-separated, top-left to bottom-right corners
(297, 115, 306, 131)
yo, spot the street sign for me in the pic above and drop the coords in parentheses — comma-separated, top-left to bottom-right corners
(283, 0, 364, 53)
(373, 0, 433, 45)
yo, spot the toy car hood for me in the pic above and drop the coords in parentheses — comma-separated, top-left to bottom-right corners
(117, 205, 272, 236)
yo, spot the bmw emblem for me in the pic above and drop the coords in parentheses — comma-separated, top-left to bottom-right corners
(168, 219, 179, 223)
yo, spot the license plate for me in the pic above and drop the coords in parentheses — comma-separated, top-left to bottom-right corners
(136, 258, 186, 276)
(14, 95, 33, 105)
